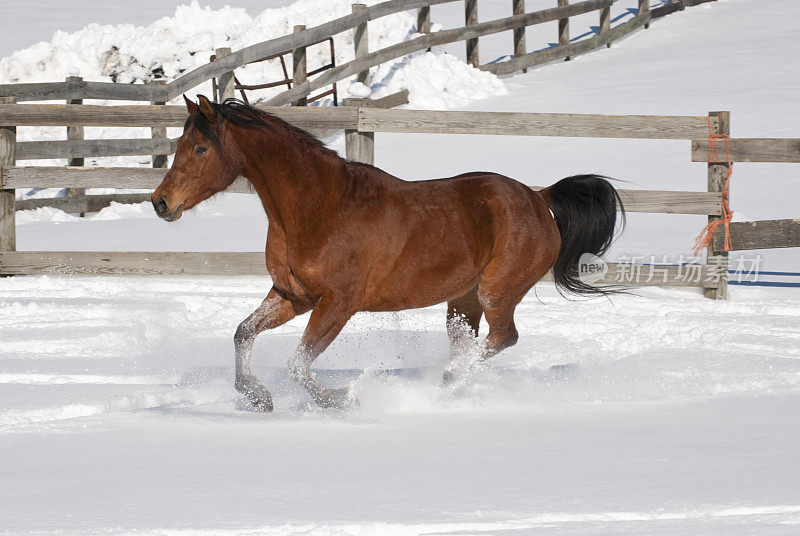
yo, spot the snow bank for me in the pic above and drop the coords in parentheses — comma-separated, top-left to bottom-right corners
(372, 51, 505, 109)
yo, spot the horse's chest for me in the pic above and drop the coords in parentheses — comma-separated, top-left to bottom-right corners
(265, 234, 315, 304)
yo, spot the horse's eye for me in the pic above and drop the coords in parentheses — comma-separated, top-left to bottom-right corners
(195, 146, 207, 155)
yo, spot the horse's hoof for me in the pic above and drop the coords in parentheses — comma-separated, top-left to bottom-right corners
(315, 387, 358, 410)
(441, 367, 470, 390)
(441, 369, 458, 387)
(249, 394, 273, 412)
(236, 376, 274, 412)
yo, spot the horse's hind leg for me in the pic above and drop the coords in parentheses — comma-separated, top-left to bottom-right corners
(441, 254, 535, 386)
(478, 290, 522, 360)
(234, 287, 308, 411)
(446, 285, 483, 340)
(443, 286, 483, 384)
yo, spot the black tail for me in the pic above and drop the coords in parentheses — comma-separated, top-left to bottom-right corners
(540, 174, 625, 296)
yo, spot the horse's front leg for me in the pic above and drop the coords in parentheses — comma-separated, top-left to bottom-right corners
(234, 288, 308, 411)
(287, 297, 356, 409)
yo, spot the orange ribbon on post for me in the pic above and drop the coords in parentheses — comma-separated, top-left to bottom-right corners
(693, 116, 733, 255)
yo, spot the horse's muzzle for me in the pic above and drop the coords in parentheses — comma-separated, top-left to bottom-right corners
(152, 196, 184, 222)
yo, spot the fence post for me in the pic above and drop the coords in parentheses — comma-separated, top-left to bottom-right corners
(292, 25, 308, 106)
(353, 4, 370, 86)
(558, 0, 570, 61)
(343, 99, 374, 165)
(215, 47, 235, 102)
(151, 80, 168, 169)
(418, 6, 432, 52)
(639, 0, 650, 29)
(465, 0, 479, 68)
(0, 96, 17, 254)
(65, 76, 86, 216)
(599, 3, 611, 47)
(417, 5, 431, 53)
(705, 110, 730, 300)
(417, 6, 431, 35)
(512, 0, 527, 72)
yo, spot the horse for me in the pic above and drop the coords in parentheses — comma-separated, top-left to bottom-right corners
(152, 95, 624, 411)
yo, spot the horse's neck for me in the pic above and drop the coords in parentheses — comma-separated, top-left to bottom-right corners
(237, 125, 347, 237)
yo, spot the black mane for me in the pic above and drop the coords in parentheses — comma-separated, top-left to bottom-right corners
(184, 98, 337, 157)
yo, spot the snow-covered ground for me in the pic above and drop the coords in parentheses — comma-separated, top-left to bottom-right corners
(2, 278, 800, 535)
(2, 1, 800, 535)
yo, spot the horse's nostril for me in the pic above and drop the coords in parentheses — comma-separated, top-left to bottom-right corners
(153, 196, 169, 217)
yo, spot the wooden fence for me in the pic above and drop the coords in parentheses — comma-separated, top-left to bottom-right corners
(0, 0, 707, 105)
(0, 0, 713, 213)
(4, 0, 778, 300)
(3, 101, 798, 299)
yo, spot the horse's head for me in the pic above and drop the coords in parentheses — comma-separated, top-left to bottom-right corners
(151, 95, 241, 221)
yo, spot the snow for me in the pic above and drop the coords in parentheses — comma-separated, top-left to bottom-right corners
(2, 1, 800, 535)
(2, 276, 800, 535)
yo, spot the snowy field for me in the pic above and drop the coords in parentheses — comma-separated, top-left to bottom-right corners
(2, 1, 800, 535)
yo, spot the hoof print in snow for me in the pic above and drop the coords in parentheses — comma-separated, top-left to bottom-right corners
(315, 387, 358, 410)
(549, 363, 580, 380)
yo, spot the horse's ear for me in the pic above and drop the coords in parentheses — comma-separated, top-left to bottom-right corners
(183, 95, 199, 116)
(197, 94, 217, 121)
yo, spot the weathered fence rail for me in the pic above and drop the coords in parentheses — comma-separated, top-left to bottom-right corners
(0, 250, 720, 288)
(14, 192, 151, 213)
(0, 103, 356, 127)
(713, 219, 800, 252)
(16, 137, 177, 160)
(692, 138, 800, 163)
(356, 108, 715, 139)
(0, 165, 721, 216)
(5, 102, 798, 299)
(651, 0, 717, 19)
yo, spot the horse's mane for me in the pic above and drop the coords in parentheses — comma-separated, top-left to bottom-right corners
(184, 98, 339, 159)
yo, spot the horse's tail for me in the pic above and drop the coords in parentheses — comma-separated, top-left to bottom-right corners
(539, 174, 625, 296)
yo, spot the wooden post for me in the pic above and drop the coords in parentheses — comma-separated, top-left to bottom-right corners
(0, 96, 17, 253)
(417, 6, 431, 52)
(639, 0, 650, 29)
(599, 3, 611, 47)
(512, 0, 527, 73)
(353, 4, 370, 85)
(343, 99, 374, 165)
(417, 6, 431, 34)
(215, 47, 235, 102)
(558, 0, 570, 61)
(465, 0, 479, 68)
(704, 110, 730, 300)
(65, 76, 86, 216)
(292, 25, 307, 106)
(150, 80, 168, 169)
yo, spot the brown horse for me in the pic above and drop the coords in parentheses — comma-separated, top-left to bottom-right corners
(152, 96, 624, 411)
